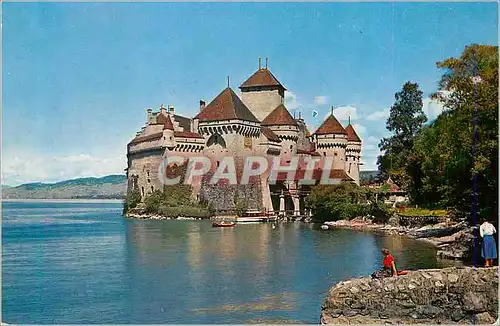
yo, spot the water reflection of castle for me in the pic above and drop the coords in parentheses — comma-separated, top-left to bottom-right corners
(126, 61, 362, 215)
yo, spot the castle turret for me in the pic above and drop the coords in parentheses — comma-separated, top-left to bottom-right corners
(345, 121, 362, 185)
(311, 110, 348, 171)
(194, 87, 261, 154)
(156, 112, 176, 149)
(261, 104, 298, 156)
(239, 61, 286, 122)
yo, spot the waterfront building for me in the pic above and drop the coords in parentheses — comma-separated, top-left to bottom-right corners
(126, 62, 362, 216)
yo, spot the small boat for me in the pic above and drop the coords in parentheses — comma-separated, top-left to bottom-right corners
(212, 221, 236, 228)
(321, 224, 329, 230)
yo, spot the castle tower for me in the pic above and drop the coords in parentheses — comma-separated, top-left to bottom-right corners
(311, 111, 348, 171)
(156, 109, 176, 150)
(345, 121, 362, 185)
(261, 104, 299, 156)
(194, 87, 261, 154)
(239, 62, 286, 122)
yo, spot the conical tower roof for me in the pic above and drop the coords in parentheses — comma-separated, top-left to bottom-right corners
(345, 124, 361, 142)
(239, 68, 286, 90)
(155, 112, 174, 130)
(261, 104, 298, 126)
(194, 87, 259, 123)
(314, 114, 347, 135)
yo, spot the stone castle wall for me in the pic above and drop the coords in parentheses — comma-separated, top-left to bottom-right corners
(320, 266, 498, 324)
(127, 149, 165, 198)
(241, 88, 283, 122)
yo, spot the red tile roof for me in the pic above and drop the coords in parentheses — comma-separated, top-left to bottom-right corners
(345, 124, 361, 142)
(174, 131, 204, 139)
(261, 127, 281, 143)
(153, 112, 174, 130)
(314, 114, 347, 135)
(194, 87, 259, 123)
(128, 132, 163, 145)
(239, 68, 286, 90)
(261, 104, 298, 126)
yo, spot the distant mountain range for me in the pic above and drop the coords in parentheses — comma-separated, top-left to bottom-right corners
(2, 171, 380, 200)
(2, 175, 127, 199)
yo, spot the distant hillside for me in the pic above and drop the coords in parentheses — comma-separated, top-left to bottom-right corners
(360, 170, 380, 184)
(2, 175, 127, 199)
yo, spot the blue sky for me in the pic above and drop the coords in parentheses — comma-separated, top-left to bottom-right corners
(3, 2, 498, 185)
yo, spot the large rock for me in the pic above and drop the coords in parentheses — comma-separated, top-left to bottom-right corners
(320, 267, 498, 324)
(408, 221, 467, 239)
(435, 227, 477, 260)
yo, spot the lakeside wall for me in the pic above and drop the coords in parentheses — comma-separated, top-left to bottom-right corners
(320, 266, 498, 324)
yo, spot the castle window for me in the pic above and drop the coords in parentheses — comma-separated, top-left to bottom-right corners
(290, 145, 293, 150)
(147, 171, 150, 177)
(164, 137, 166, 140)
(324, 152, 327, 156)
(148, 179, 151, 183)
(141, 186, 145, 197)
(334, 153, 338, 156)
(151, 186, 154, 192)
(170, 136, 173, 140)
(216, 161, 220, 167)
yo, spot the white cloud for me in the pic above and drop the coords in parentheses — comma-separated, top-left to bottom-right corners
(285, 91, 299, 110)
(321, 105, 357, 122)
(360, 155, 379, 171)
(423, 97, 446, 121)
(360, 135, 382, 172)
(365, 108, 390, 121)
(314, 96, 328, 105)
(352, 123, 366, 139)
(335, 105, 357, 121)
(2, 151, 126, 186)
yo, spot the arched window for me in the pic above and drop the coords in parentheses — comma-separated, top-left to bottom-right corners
(141, 186, 145, 197)
(206, 133, 226, 148)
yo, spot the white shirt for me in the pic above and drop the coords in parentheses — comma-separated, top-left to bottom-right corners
(480, 222, 496, 237)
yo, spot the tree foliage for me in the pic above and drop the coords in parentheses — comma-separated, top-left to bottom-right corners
(123, 184, 141, 215)
(377, 44, 498, 222)
(411, 44, 498, 220)
(142, 185, 213, 218)
(378, 82, 427, 186)
(305, 183, 374, 222)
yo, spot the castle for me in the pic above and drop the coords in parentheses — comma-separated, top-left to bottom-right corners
(126, 62, 362, 215)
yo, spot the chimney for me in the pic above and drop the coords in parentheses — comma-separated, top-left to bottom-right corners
(146, 108, 152, 122)
(160, 104, 166, 115)
(168, 105, 175, 115)
(200, 99, 206, 111)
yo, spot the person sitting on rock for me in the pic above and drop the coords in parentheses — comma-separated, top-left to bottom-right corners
(371, 248, 399, 279)
(480, 218, 497, 267)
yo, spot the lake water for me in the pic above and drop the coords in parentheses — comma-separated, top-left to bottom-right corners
(2, 200, 458, 324)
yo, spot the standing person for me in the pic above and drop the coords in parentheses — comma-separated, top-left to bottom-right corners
(371, 248, 399, 278)
(480, 218, 497, 267)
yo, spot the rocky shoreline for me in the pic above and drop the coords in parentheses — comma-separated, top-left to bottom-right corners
(323, 216, 475, 261)
(320, 266, 498, 324)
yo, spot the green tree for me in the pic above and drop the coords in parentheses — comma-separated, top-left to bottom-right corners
(412, 44, 498, 220)
(378, 82, 427, 186)
(306, 183, 370, 222)
(123, 184, 141, 215)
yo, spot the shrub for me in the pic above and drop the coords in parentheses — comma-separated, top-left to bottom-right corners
(141, 185, 213, 219)
(123, 187, 141, 214)
(306, 183, 373, 222)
